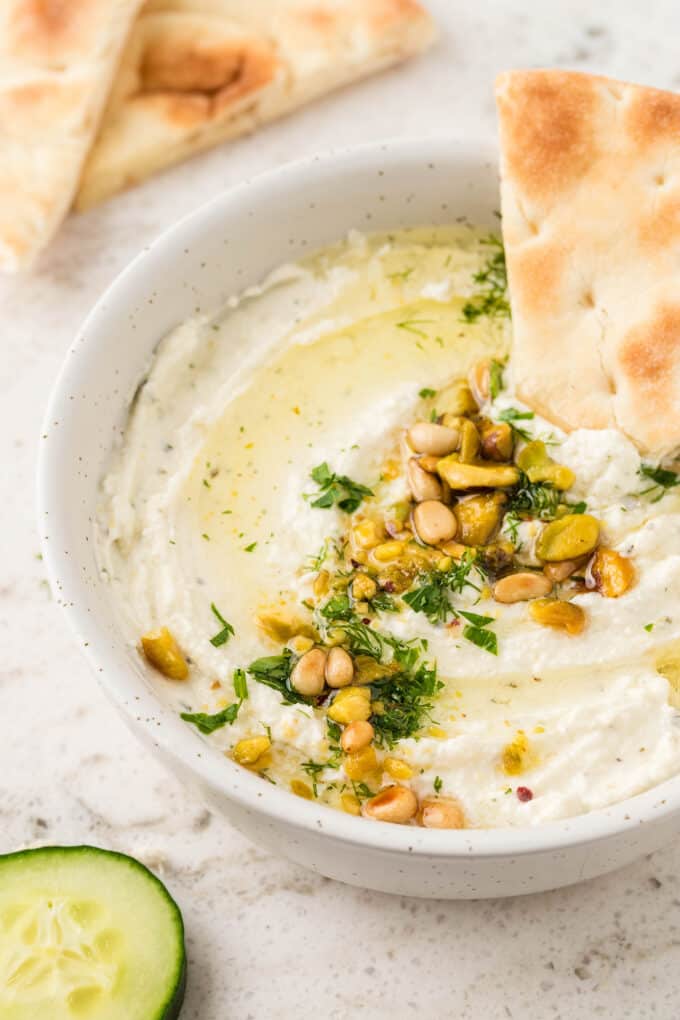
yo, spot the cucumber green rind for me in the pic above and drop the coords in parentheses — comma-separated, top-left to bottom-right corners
(0, 844, 186, 1020)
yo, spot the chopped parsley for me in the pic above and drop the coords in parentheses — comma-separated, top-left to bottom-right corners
(433, 775, 443, 794)
(461, 235, 510, 323)
(233, 668, 248, 701)
(497, 406, 535, 441)
(247, 650, 310, 705)
(209, 602, 235, 647)
(638, 463, 680, 502)
(244, 542, 257, 552)
(459, 610, 498, 656)
(320, 592, 353, 620)
(180, 703, 240, 734)
(419, 387, 437, 399)
(644, 623, 655, 633)
(307, 462, 373, 514)
(181, 666, 249, 733)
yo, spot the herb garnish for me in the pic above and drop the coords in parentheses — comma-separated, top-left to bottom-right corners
(497, 406, 535, 441)
(402, 551, 482, 625)
(506, 474, 588, 524)
(370, 592, 399, 613)
(180, 703, 240, 734)
(396, 318, 435, 339)
(209, 603, 235, 647)
(370, 660, 443, 748)
(247, 650, 309, 705)
(461, 236, 510, 323)
(489, 358, 505, 400)
(307, 462, 373, 514)
(320, 593, 353, 620)
(419, 387, 437, 399)
(433, 775, 443, 794)
(638, 464, 680, 502)
(233, 668, 248, 701)
(459, 610, 498, 656)
(181, 668, 248, 734)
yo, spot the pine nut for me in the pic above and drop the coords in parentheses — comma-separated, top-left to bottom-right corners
(407, 422, 459, 456)
(493, 572, 553, 603)
(419, 796, 465, 829)
(325, 646, 354, 688)
(341, 720, 374, 753)
(413, 500, 457, 545)
(290, 647, 327, 696)
(363, 785, 418, 824)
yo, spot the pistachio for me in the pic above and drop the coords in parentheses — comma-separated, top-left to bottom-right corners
(257, 609, 315, 643)
(517, 440, 575, 491)
(290, 647, 327, 696)
(493, 571, 553, 603)
(352, 519, 383, 550)
(437, 457, 519, 490)
(479, 420, 514, 462)
(341, 720, 375, 754)
(419, 796, 465, 829)
(407, 457, 443, 502)
(458, 419, 481, 464)
(418, 455, 441, 473)
(529, 598, 586, 635)
(233, 736, 271, 766)
(372, 540, 408, 563)
(413, 500, 457, 546)
(362, 785, 418, 824)
(407, 422, 459, 456)
(141, 627, 188, 680)
(536, 514, 600, 562)
(328, 686, 372, 724)
(344, 745, 378, 780)
(590, 548, 635, 598)
(437, 379, 478, 417)
(478, 540, 515, 576)
(454, 492, 505, 546)
(352, 572, 377, 601)
(325, 646, 354, 688)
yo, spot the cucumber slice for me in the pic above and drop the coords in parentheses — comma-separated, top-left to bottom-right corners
(0, 845, 186, 1020)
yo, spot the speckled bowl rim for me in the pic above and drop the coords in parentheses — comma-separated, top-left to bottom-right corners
(37, 137, 680, 859)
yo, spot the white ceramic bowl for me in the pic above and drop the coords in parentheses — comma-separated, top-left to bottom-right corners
(37, 139, 680, 898)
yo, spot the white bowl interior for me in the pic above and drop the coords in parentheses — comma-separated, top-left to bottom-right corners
(37, 138, 680, 863)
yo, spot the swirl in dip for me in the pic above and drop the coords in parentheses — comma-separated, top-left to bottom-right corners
(98, 227, 680, 828)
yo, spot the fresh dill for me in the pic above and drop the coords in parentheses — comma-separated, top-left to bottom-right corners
(497, 406, 535, 441)
(402, 550, 481, 625)
(489, 358, 505, 399)
(396, 318, 435, 339)
(419, 387, 437, 399)
(370, 660, 443, 748)
(461, 236, 510, 323)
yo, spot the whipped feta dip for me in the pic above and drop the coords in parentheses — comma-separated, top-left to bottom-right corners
(98, 226, 680, 828)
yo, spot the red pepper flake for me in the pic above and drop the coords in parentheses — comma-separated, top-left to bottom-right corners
(382, 580, 396, 593)
(362, 617, 371, 625)
(516, 786, 533, 803)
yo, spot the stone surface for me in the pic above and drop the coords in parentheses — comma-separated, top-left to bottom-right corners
(3, 2, 680, 1017)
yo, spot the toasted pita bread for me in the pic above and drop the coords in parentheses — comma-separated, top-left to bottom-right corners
(496, 70, 680, 458)
(0, 0, 144, 272)
(75, 0, 435, 210)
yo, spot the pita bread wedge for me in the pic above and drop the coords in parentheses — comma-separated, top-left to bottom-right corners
(496, 70, 680, 459)
(75, 0, 435, 209)
(0, 0, 144, 272)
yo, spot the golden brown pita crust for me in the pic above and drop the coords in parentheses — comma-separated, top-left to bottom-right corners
(0, 0, 144, 271)
(75, 0, 435, 209)
(496, 69, 680, 457)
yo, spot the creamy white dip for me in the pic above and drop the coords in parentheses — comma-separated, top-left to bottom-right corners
(98, 227, 680, 828)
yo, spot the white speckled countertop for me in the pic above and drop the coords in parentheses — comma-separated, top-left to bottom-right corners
(4, 2, 680, 1016)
